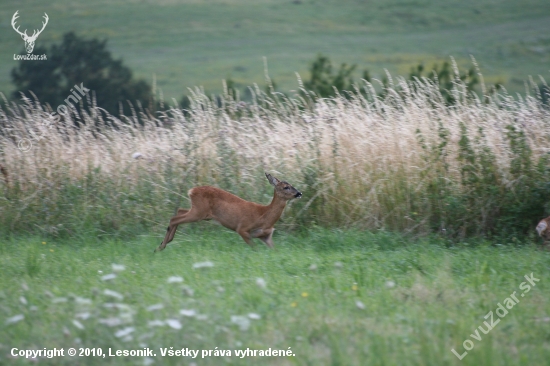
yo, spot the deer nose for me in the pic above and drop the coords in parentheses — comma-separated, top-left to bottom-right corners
(295, 191, 302, 198)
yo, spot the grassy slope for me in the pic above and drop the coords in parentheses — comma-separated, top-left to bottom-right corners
(1, 229, 549, 365)
(1, 0, 549, 100)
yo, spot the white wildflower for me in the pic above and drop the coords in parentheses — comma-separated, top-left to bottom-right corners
(248, 313, 261, 320)
(255, 278, 267, 289)
(192, 261, 214, 269)
(180, 309, 196, 317)
(119, 312, 134, 323)
(167, 276, 183, 283)
(101, 273, 117, 281)
(231, 315, 251, 331)
(19, 296, 27, 305)
(385, 280, 396, 289)
(132, 152, 143, 159)
(112, 264, 126, 272)
(182, 286, 194, 296)
(99, 317, 123, 327)
(103, 289, 124, 300)
(75, 297, 92, 305)
(72, 320, 85, 330)
(308, 264, 318, 271)
(103, 303, 132, 312)
(115, 327, 135, 338)
(146, 304, 164, 312)
(165, 319, 182, 329)
(5, 314, 24, 325)
(147, 320, 165, 327)
(355, 300, 366, 310)
(75, 312, 91, 320)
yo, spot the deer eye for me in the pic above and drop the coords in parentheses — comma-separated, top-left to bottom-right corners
(284, 186, 290, 190)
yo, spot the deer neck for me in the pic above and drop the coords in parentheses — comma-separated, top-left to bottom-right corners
(262, 192, 287, 226)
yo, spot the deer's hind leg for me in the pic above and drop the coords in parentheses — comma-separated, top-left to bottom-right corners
(155, 203, 214, 252)
(155, 208, 195, 252)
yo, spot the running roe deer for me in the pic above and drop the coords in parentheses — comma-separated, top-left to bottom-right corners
(155, 173, 302, 252)
(536, 216, 550, 248)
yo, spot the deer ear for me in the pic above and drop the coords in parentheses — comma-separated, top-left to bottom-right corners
(265, 173, 279, 186)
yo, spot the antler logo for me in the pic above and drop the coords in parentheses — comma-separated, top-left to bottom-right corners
(11, 11, 49, 54)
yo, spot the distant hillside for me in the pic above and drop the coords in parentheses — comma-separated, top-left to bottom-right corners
(1, 0, 549, 101)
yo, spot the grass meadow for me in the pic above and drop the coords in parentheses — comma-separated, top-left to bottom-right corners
(1, 0, 550, 97)
(1, 230, 549, 365)
(1, 70, 550, 364)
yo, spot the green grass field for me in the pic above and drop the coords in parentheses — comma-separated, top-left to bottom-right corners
(1, 0, 549, 100)
(1, 229, 549, 365)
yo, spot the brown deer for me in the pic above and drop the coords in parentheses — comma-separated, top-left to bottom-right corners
(536, 217, 550, 249)
(155, 173, 302, 252)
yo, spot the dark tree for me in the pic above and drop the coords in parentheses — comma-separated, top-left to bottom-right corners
(11, 32, 152, 116)
(304, 54, 356, 98)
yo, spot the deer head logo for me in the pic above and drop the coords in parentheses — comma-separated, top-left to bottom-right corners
(11, 11, 49, 54)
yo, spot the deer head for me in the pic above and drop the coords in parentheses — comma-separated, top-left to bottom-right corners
(12, 11, 49, 54)
(265, 173, 302, 200)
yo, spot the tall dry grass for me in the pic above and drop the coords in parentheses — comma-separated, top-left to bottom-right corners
(1, 73, 549, 239)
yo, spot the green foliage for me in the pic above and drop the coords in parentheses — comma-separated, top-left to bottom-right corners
(413, 118, 550, 239)
(454, 122, 550, 237)
(499, 124, 550, 234)
(456, 123, 500, 236)
(24, 246, 41, 277)
(302, 55, 483, 105)
(415, 121, 452, 232)
(303, 55, 356, 98)
(11, 32, 153, 116)
(408, 61, 480, 104)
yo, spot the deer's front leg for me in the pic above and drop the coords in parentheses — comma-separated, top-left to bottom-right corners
(237, 228, 255, 248)
(257, 229, 275, 248)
